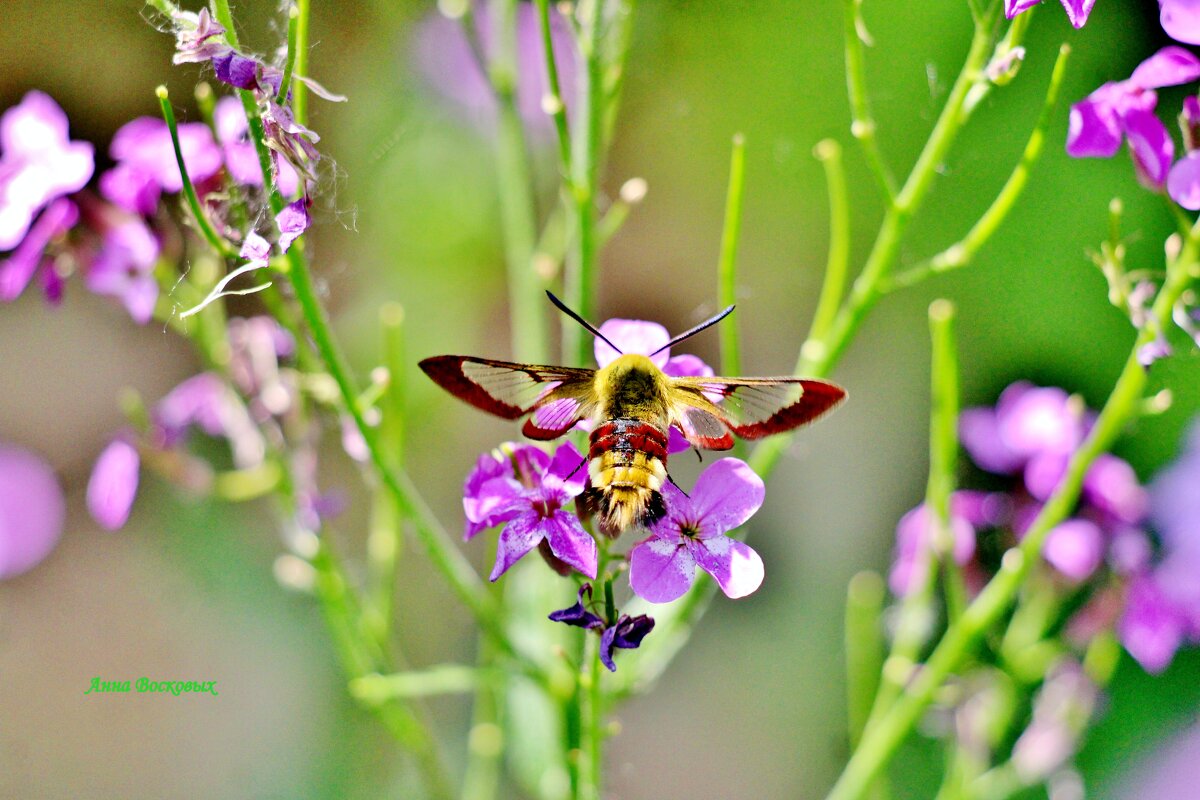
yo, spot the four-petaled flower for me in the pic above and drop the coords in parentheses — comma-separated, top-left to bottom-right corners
(466, 441, 596, 581)
(629, 458, 766, 603)
(1067, 47, 1200, 189)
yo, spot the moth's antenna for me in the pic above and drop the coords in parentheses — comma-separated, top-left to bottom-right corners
(649, 304, 735, 356)
(545, 291, 624, 355)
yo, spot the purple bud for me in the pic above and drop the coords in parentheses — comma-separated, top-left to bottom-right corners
(1043, 518, 1105, 581)
(87, 438, 140, 531)
(0, 443, 65, 579)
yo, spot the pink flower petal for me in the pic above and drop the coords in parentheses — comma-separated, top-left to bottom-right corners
(687, 458, 764, 537)
(1129, 46, 1200, 89)
(1059, 0, 1096, 28)
(489, 511, 543, 580)
(1044, 518, 1104, 581)
(690, 535, 764, 599)
(87, 439, 140, 531)
(594, 318, 670, 368)
(1161, 0, 1200, 45)
(1168, 151, 1200, 209)
(543, 510, 597, 578)
(629, 534, 696, 603)
(0, 443, 64, 579)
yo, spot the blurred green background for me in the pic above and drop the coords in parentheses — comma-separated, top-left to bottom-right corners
(2, 1, 1199, 797)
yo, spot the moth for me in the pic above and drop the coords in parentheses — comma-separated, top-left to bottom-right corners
(419, 293, 846, 534)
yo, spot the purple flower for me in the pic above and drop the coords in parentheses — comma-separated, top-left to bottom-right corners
(595, 317, 717, 453)
(960, 382, 1088, 477)
(1010, 659, 1097, 781)
(87, 438, 140, 531)
(468, 442, 595, 580)
(1119, 572, 1189, 673)
(463, 445, 523, 539)
(0, 443, 65, 579)
(0, 196, 77, 302)
(1170, 96, 1200, 208)
(275, 196, 310, 252)
(599, 614, 654, 672)
(261, 102, 320, 190)
(153, 372, 265, 469)
(548, 583, 606, 630)
(1161, 0, 1200, 45)
(226, 315, 295, 419)
(171, 8, 231, 65)
(1067, 47, 1200, 188)
(84, 218, 160, 324)
(629, 458, 765, 603)
(214, 97, 300, 196)
(100, 117, 223, 215)
(1043, 518, 1105, 581)
(1005, 0, 1096, 28)
(889, 492, 992, 596)
(0, 91, 93, 252)
(414, 2, 578, 136)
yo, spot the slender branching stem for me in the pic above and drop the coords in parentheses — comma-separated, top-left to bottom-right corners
(843, 0, 897, 200)
(807, 139, 851, 344)
(156, 87, 234, 257)
(718, 133, 747, 377)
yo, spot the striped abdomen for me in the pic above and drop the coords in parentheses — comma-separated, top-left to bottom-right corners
(585, 418, 669, 534)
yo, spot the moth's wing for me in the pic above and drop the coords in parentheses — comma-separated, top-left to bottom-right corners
(419, 356, 597, 439)
(665, 384, 736, 450)
(669, 376, 846, 441)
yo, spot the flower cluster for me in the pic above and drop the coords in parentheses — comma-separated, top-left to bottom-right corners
(462, 319, 769, 670)
(891, 381, 1200, 674)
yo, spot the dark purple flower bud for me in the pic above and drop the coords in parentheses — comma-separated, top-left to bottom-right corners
(0, 91, 93, 251)
(548, 584, 606, 630)
(212, 51, 262, 91)
(0, 443, 65, 579)
(599, 614, 655, 672)
(87, 438, 140, 531)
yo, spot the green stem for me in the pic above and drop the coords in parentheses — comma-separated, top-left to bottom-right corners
(844, 571, 886, 749)
(276, 3, 300, 106)
(462, 635, 503, 800)
(492, 0, 548, 362)
(293, 0, 310, 125)
(823, 227, 1199, 800)
(808, 139, 851, 344)
(718, 133, 747, 377)
(577, 635, 605, 800)
(843, 0, 896, 200)
(534, 0, 572, 171)
(927, 300, 966, 622)
(888, 44, 1071, 291)
(156, 87, 233, 257)
(563, 0, 605, 367)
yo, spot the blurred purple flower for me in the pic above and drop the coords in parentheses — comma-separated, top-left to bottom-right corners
(1067, 47, 1200, 188)
(84, 218, 160, 324)
(599, 613, 654, 672)
(100, 117, 223, 215)
(960, 382, 1089, 480)
(595, 317, 717, 453)
(0, 91, 93, 252)
(262, 101, 320, 190)
(214, 97, 300, 196)
(1044, 518, 1106, 581)
(1169, 97, 1200, 208)
(171, 8, 231, 65)
(275, 196, 310, 252)
(414, 2, 577, 136)
(227, 315, 295, 419)
(0, 443, 64, 579)
(153, 372, 265, 469)
(1161, 0, 1200, 44)
(629, 458, 765, 603)
(466, 441, 595, 581)
(1119, 573, 1189, 673)
(87, 438, 140, 531)
(1005, 0, 1096, 28)
(0, 196, 77, 302)
(1010, 659, 1097, 782)
(889, 492, 994, 596)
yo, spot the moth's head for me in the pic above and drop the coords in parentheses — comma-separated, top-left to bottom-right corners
(600, 353, 661, 378)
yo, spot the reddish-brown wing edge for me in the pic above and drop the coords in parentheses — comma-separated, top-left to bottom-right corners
(521, 386, 597, 440)
(671, 376, 847, 440)
(419, 356, 596, 430)
(666, 393, 736, 450)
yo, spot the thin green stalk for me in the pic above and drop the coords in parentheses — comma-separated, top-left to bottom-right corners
(492, 0, 549, 362)
(563, 0, 605, 367)
(927, 300, 967, 622)
(752, 17, 995, 479)
(888, 44, 1071, 291)
(275, 4, 300, 106)
(462, 636, 503, 800)
(718, 133, 747, 377)
(807, 139, 851, 345)
(533, 0, 572, 171)
(843, 0, 896, 200)
(156, 87, 233, 257)
(823, 227, 1200, 800)
(353, 664, 491, 701)
(845, 571, 886, 749)
(293, 0, 310, 125)
(577, 635, 605, 800)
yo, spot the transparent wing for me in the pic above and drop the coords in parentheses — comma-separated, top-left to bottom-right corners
(419, 356, 596, 423)
(669, 376, 846, 440)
